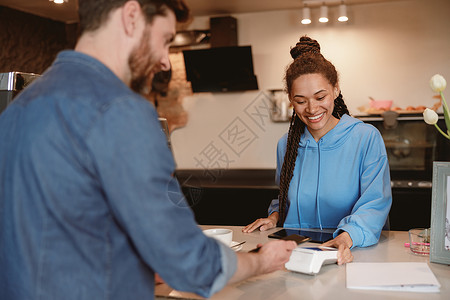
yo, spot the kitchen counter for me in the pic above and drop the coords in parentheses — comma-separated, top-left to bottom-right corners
(156, 226, 450, 300)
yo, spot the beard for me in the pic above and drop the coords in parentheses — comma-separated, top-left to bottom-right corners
(128, 26, 158, 94)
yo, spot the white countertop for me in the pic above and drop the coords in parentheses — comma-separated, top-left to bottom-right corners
(155, 226, 450, 300)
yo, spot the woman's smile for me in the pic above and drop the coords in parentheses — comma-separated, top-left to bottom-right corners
(308, 112, 325, 122)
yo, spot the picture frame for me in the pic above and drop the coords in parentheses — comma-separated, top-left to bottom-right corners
(430, 162, 450, 265)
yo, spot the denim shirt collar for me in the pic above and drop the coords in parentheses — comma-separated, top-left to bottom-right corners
(54, 50, 126, 88)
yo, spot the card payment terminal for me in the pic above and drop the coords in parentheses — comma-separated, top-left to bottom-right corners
(285, 246, 338, 275)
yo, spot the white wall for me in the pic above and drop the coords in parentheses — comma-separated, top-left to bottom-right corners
(171, 0, 450, 170)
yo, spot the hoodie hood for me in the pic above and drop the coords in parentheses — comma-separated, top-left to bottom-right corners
(299, 114, 362, 149)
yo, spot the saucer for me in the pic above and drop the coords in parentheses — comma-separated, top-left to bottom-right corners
(230, 241, 243, 252)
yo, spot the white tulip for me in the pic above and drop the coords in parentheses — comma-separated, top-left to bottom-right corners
(430, 74, 447, 92)
(423, 108, 439, 125)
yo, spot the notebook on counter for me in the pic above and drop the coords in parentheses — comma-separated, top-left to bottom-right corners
(346, 262, 440, 293)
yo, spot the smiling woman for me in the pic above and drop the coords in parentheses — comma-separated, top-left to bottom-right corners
(243, 36, 392, 266)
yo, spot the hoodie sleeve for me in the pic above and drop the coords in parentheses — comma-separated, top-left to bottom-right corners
(335, 129, 392, 248)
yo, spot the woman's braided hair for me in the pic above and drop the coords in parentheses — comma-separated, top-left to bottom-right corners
(277, 36, 349, 226)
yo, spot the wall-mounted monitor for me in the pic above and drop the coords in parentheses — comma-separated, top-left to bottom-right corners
(183, 46, 258, 93)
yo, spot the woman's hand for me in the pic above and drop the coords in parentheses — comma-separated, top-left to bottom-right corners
(321, 231, 353, 265)
(242, 212, 278, 233)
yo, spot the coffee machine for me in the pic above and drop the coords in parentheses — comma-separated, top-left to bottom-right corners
(0, 72, 40, 113)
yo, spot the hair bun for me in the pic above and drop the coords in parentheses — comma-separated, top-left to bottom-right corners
(290, 36, 321, 60)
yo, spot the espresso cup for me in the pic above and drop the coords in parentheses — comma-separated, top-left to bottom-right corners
(203, 228, 233, 247)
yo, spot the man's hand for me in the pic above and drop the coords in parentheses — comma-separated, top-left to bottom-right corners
(254, 239, 298, 274)
(228, 239, 297, 284)
(242, 212, 279, 233)
(321, 231, 353, 265)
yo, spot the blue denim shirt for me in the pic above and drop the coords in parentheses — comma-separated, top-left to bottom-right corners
(0, 51, 237, 300)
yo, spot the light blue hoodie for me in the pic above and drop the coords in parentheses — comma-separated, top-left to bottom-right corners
(269, 114, 392, 248)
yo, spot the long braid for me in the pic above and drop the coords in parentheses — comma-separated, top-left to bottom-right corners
(278, 110, 304, 225)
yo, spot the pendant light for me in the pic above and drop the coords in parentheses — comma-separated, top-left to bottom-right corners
(338, 3, 349, 22)
(301, 6, 312, 25)
(319, 5, 329, 23)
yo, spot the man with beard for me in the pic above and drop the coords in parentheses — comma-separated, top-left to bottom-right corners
(0, 1, 297, 299)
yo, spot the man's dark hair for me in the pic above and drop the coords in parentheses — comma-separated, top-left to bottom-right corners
(78, 0, 190, 33)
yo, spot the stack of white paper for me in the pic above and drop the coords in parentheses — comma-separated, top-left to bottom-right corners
(346, 262, 441, 293)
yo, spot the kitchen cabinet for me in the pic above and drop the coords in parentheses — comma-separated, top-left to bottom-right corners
(175, 169, 278, 226)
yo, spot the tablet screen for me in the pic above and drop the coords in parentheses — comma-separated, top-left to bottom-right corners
(268, 229, 334, 243)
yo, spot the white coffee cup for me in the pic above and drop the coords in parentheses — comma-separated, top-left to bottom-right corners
(203, 228, 233, 247)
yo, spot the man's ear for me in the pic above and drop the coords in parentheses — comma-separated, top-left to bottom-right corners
(122, 0, 142, 36)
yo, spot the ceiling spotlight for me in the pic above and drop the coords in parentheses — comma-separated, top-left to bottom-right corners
(301, 7, 311, 25)
(49, 0, 68, 4)
(319, 5, 329, 23)
(338, 4, 349, 22)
